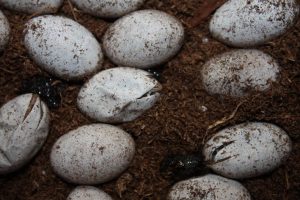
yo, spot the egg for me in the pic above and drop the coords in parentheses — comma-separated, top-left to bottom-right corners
(0, 0, 63, 14)
(168, 174, 251, 200)
(50, 124, 135, 184)
(103, 9, 184, 68)
(67, 186, 113, 200)
(24, 15, 103, 80)
(201, 49, 279, 97)
(0, 10, 10, 51)
(203, 122, 292, 179)
(0, 94, 50, 174)
(77, 67, 161, 123)
(70, 0, 146, 18)
(209, 0, 300, 47)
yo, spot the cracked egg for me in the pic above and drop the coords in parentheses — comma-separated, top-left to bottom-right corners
(77, 67, 162, 123)
(203, 122, 292, 179)
(0, 94, 50, 174)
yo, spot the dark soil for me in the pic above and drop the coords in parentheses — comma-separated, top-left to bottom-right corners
(0, 1, 299, 200)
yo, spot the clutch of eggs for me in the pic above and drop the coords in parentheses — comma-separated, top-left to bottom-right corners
(103, 9, 185, 68)
(0, 10, 10, 51)
(210, 0, 300, 47)
(0, 94, 50, 174)
(0, 0, 63, 14)
(24, 15, 103, 81)
(203, 122, 292, 179)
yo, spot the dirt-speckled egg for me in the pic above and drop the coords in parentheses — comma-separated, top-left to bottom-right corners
(70, 0, 146, 18)
(67, 186, 113, 200)
(210, 0, 300, 47)
(168, 174, 251, 200)
(0, 0, 63, 14)
(0, 10, 10, 51)
(203, 122, 292, 179)
(50, 124, 135, 184)
(103, 9, 184, 68)
(24, 15, 103, 80)
(0, 94, 50, 174)
(77, 67, 161, 123)
(201, 49, 279, 97)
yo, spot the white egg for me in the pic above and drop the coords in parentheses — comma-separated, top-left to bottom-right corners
(0, 0, 63, 14)
(0, 10, 10, 51)
(203, 122, 292, 179)
(0, 94, 50, 174)
(210, 0, 300, 47)
(201, 49, 279, 97)
(67, 186, 113, 200)
(50, 124, 135, 184)
(77, 67, 161, 123)
(24, 15, 103, 80)
(168, 174, 251, 200)
(70, 0, 146, 18)
(103, 9, 185, 69)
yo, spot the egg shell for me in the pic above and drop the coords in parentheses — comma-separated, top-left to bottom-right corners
(24, 15, 103, 80)
(209, 0, 300, 47)
(70, 0, 145, 18)
(77, 67, 161, 123)
(103, 9, 184, 68)
(67, 186, 113, 200)
(0, 94, 50, 174)
(0, 0, 63, 14)
(203, 122, 292, 179)
(168, 174, 251, 200)
(201, 49, 279, 97)
(50, 124, 135, 184)
(0, 10, 10, 51)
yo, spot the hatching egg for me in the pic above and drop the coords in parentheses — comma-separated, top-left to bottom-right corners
(209, 0, 300, 47)
(201, 49, 279, 97)
(0, 10, 10, 51)
(0, 94, 50, 174)
(50, 124, 135, 184)
(67, 186, 113, 200)
(0, 0, 63, 14)
(70, 0, 145, 18)
(24, 15, 103, 80)
(77, 67, 161, 123)
(103, 9, 184, 68)
(203, 122, 292, 179)
(168, 174, 251, 200)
